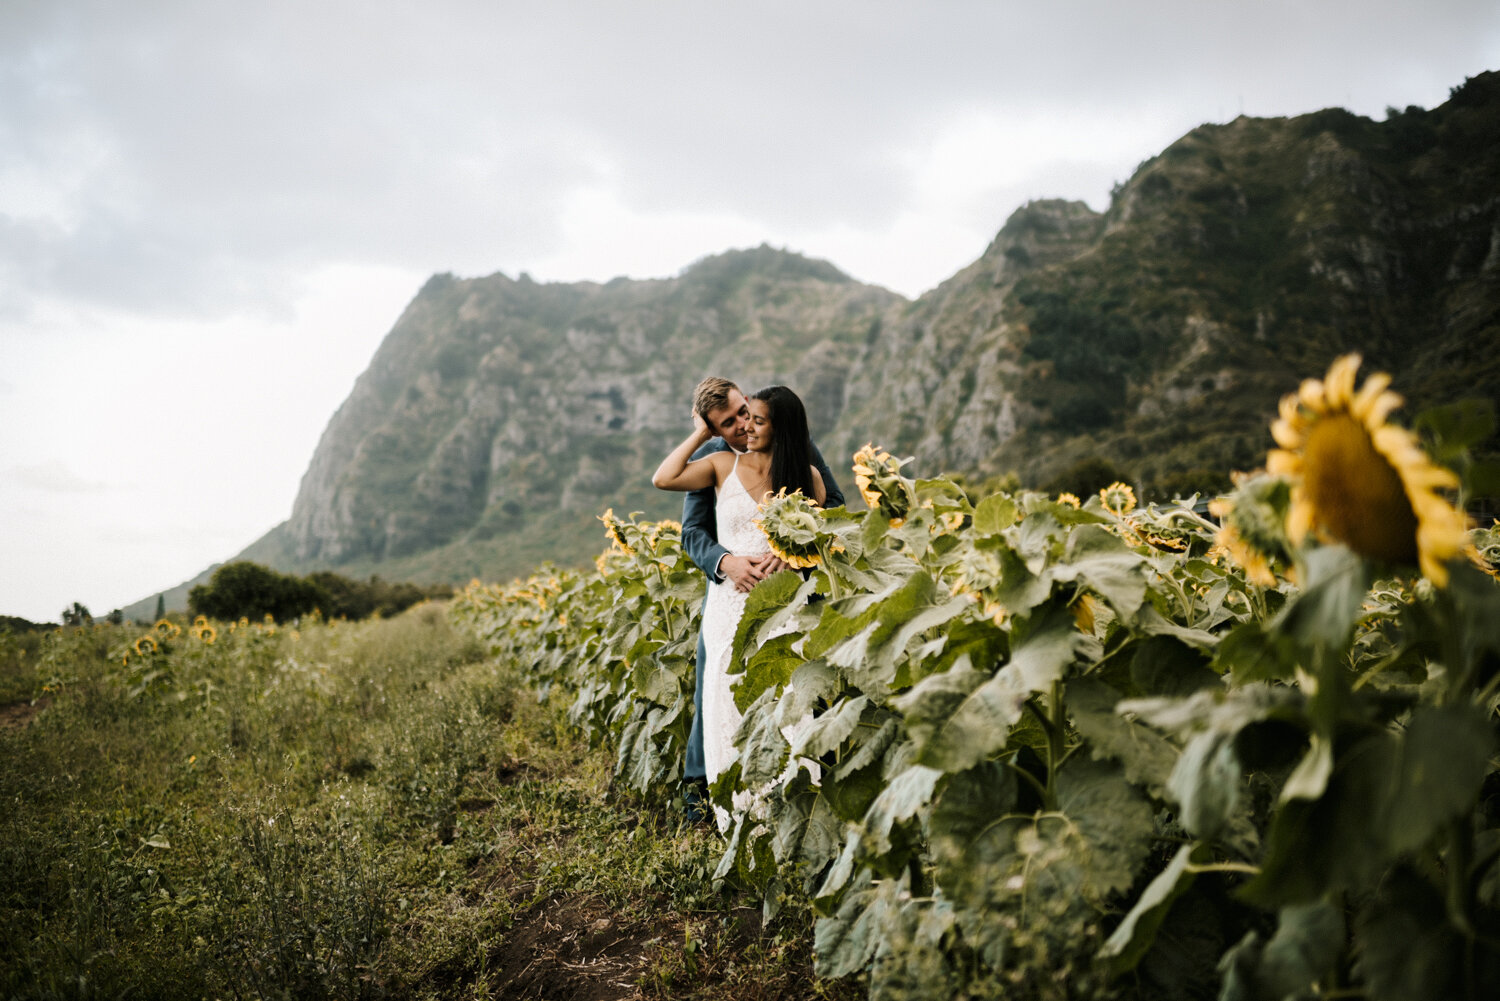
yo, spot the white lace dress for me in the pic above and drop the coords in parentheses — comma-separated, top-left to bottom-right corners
(701, 457, 814, 831)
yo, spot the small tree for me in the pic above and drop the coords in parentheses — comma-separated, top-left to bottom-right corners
(154, 594, 166, 621)
(61, 602, 93, 627)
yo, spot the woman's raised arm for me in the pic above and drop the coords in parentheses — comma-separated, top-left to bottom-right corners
(652, 412, 722, 492)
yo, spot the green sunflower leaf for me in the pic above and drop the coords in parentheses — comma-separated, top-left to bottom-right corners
(790, 695, 870, 760)
(1058, 524, 1149, 617)
(733, 633, 802, 712)
(1068, 677, 1179, 794)
(1099, 842, 1206, 975)
(892, 663, 1027, 772)
(862, 764, 944, 856)
(1055, 757, 1156, 898)
(730, 569, 808, 666)
(972, 493, 1018, 536)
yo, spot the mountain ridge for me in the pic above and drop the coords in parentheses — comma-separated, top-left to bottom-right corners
(124, 72, 1500, 619)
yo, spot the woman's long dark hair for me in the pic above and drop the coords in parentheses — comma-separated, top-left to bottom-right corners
(751, 385, 817, 499)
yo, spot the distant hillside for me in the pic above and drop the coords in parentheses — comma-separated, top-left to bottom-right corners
(129, 71, 1500, 614)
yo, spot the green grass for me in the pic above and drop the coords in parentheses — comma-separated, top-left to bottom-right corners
(0, 608, 854, 1000)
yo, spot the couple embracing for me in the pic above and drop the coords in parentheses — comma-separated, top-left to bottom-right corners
(653, 377, 845, 830)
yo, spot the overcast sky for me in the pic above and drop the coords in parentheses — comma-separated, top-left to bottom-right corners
(2, 0, 1495, 622)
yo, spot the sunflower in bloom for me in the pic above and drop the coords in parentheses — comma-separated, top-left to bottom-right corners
(936, 510, 966, 533)
(755, 488, 826, 569)
(1469, 520, 1500, 579)
(948, 550, 1007, 626)
(852, 444, 915, 527)
(153, 618, 182, 639)
(1099, 482, 1137, 516)
(1070, 593, 1097, 634)
(1208, 474, 1293, 588)
(133, 635, 158, 656)
(1056, 493, 1082, 509)
(1267, 354, 1468, 586)
(598, 508, 636, 555)
(194, 624, 217, 645)
(643, 518, 684, 564)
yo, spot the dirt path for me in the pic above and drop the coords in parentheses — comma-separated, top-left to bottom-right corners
(0, 696, 47, 731)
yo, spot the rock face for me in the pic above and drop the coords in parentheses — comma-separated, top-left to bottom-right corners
(240, 71, 1499, 587)
(274, 249, 903, 576)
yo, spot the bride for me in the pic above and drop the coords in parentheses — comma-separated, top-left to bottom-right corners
(652, 385, 826, 830)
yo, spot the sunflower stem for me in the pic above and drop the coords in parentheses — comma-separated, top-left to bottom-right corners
(1045, 680, 1066, 808)
(817, 541, 844, 601)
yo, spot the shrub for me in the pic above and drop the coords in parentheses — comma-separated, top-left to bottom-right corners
(189, 562, 323, 623)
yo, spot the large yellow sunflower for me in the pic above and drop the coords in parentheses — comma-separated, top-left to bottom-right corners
(1267, 354, 1467, 586)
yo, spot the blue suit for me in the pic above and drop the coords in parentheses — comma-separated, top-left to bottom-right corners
(680, 438, 846, 783)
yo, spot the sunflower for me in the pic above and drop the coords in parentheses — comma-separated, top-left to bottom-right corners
(1207, 475, 1293, 588)
(755, 488, 826, 569)
(598, 508, 636, 555)
(1267, 354, 1468, 586)
(936, 510, 966, 533)
(1213, 523, 1278, 588)
(852, 443, 915, 527)
(194, 624, 217, 645)
(1469, 520, 1500, 579)
(947, 550, 1008, 626)
(133, 635, 157, 656)
(1099, 482, 1137, 516)
(1056, 493, 1082, 509)
(1070, 593, 1097, 634)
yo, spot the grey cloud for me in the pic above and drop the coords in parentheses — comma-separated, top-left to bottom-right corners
(2, 0, 1496, 321)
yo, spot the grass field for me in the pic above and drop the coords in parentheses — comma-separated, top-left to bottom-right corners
(0, 607, 853, 1000)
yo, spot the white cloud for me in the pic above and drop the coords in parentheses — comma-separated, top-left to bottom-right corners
(7, 460, 106, 492)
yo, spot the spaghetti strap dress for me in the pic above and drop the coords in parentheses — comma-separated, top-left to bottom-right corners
(699, 454, 816, 830)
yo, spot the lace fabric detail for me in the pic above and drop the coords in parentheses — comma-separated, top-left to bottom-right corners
(700, 460, 816, 831)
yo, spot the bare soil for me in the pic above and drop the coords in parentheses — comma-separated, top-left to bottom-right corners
(0, 696, 47, 731)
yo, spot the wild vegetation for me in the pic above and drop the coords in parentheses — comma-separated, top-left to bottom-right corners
(456, 356, 1500, 999)
(0, 607, 843, 999)
(7, 355, 1499, 999)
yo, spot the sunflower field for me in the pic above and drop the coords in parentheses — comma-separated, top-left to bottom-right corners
(453, 356, 1500, 1001)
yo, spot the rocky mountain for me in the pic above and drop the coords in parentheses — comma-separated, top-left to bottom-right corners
(835, 71, 1500, 492)
(131, 71, 1500, 613)
(233, 247, 904, 586)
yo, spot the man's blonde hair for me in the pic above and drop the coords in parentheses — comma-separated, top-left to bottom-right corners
(693, 376, 740, 420)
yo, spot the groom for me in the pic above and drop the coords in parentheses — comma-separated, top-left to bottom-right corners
(679, 376, 845, 820)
